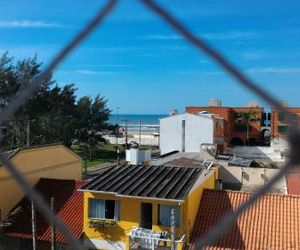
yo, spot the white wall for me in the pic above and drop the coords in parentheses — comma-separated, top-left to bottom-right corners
(232, 146, 285, 162)
(160, 114, 214, 155)
(219, 165, 287, 192)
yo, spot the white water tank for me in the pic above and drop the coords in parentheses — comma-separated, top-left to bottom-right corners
(126, 148, 151, 165)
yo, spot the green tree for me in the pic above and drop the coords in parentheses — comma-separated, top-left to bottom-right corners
(76, 95, 111, 159)
(0, 52, 112, 151)
(235, 109, 260, 145)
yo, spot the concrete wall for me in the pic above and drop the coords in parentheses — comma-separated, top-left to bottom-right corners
(219, 165, 287, 192)
(0, 145, 82, 218)
(232, 145, 285, 162)
(104, 135, 159, 146)
(160, 114, 214, 155)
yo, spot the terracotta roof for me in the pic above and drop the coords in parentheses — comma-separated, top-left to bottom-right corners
(190, 189, 300, 250)
(5, 178, 85, 244)
(286, 169, 300, 195)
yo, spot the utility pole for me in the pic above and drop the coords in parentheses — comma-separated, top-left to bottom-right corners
(125, 119, 128, 149)
(116, 107, 120, 165)
(139, 119, 142, 146)
(31, 201, 37, 250)
(170, 207, 175, 250)
(51, 197, 56, 250)
(26, 120, 30, 148)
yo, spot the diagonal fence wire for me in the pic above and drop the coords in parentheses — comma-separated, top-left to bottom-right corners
(139, 0, 300, 248)
(0, 0, 299, 249)
(0, 0, 118, 249)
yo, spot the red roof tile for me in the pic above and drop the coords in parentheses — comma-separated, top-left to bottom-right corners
(5, 178, 85, 244)
(286, 169, 300, 195)
(190, 189, 300, 250)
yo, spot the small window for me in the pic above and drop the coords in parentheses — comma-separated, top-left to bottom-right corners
(158, 205, 180, 227)
(292, 114, 298, 122)
(88, 199, 120, 220)
(278, 125, 289, 134)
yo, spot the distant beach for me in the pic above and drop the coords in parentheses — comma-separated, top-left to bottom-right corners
(109, 114, 167, 135)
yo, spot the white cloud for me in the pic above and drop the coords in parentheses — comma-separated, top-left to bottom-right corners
(138, 35, 183, 40)
(203, 31, 257, 40)
(242, 50, 264, 60)
(76, 70, 116, 75)
(139, 31, 257, 41)
(247, 67, 300, 74)
(0, 20, 65, 28)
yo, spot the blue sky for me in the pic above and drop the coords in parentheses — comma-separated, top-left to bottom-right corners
(1, 0, 300, 114)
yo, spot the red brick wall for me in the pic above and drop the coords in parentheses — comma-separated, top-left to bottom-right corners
(186, 106, 264, 145)
(271, 108, 300, 138)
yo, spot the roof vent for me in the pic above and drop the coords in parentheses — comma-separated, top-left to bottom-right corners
(209, 98, 222, 107)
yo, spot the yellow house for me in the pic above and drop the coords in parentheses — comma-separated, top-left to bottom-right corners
(80, 164, 218, 249)
(0, 144, 82, 218)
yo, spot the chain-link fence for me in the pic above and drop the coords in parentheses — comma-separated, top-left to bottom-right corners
(1, 0, 299, 249)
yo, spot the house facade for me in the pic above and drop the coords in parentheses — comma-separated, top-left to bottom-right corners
(0, 144, 82, 218)
(80, 164, 218, 250)
(160, 113, 224, 155)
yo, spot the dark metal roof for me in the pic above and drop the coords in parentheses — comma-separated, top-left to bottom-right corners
(82, 165, 204, 200)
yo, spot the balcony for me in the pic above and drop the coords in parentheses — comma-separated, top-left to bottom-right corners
(128, 227, 185, 250)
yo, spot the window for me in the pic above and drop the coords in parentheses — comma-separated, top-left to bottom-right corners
(278, 125, 289, 134)
(88, 199, 120, 220)
(158, 205, 180, 227)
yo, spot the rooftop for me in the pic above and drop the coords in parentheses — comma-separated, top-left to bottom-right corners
(4, 178, 85, 244)
(190, 189, 300, 250)
(286, 168, 300, 195)
(82, 164, 205, 201)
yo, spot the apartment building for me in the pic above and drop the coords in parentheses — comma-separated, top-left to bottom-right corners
(186, 99, 268, 146)
(271, 107, 300, 138)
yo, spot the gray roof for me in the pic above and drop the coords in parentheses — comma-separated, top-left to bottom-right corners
(83, 164, 204, 201)
(228, 156, 254, 168)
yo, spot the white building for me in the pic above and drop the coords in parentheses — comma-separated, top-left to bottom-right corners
(160, 112, 224, 155)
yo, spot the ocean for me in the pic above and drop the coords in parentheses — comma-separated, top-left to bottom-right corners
(109, 114, 167, 134)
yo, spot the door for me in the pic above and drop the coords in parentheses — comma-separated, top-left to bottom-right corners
(140, 203, 152, 229)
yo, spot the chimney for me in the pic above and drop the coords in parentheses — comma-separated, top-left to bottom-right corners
(209, 98, 222, 107)
(280, 100, 288, 107)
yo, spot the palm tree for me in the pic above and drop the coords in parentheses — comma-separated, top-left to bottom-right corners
(235, 109, 260, 145)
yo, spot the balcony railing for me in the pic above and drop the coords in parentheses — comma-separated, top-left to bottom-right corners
(128, 228, 185, 250)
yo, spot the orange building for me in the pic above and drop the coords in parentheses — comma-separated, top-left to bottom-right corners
(186, 101, 266, 146)
(271, 107, 300, 138)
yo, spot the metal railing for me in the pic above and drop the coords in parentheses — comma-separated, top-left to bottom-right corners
(128, 231, 186, 250)
(0, 0, 299, 249)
